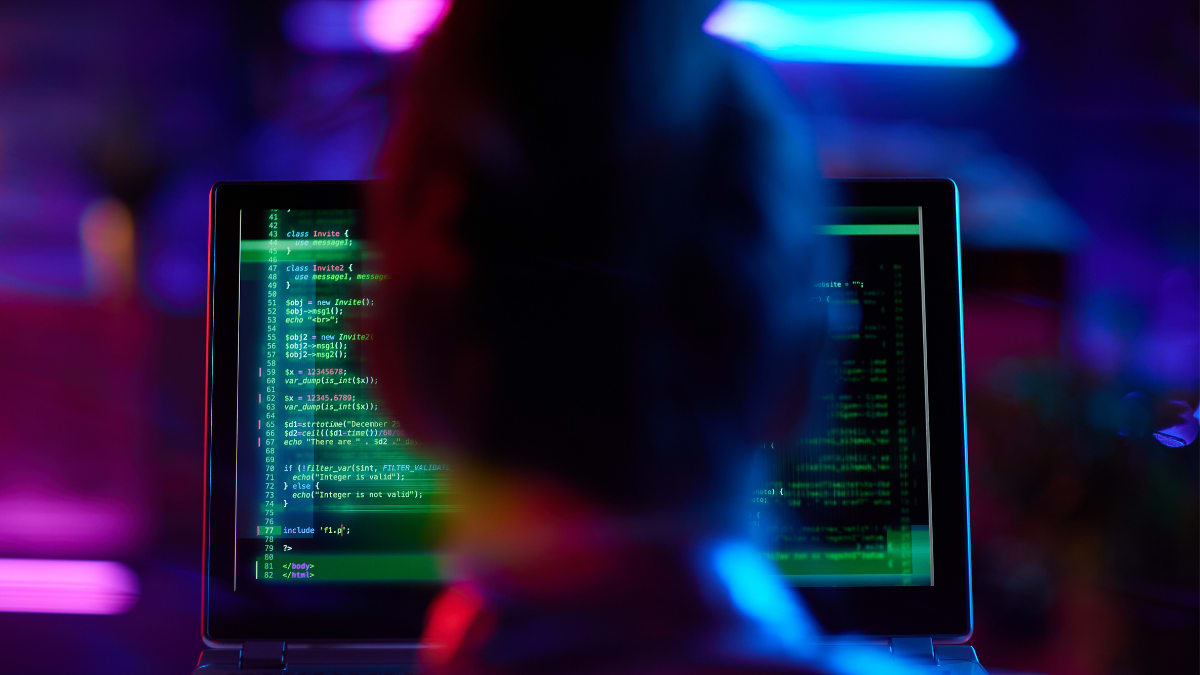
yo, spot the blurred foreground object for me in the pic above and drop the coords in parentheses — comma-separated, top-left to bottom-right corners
(0, 559, 138, 616)
(286, 0, 1018, 67)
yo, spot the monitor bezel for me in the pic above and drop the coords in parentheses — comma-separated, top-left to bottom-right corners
(203, 178, 971, 644)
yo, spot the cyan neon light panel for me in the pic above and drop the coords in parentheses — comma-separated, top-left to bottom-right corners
(704, 1, 1018, 66)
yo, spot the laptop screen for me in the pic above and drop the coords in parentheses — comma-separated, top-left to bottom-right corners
(231, 204, 933, 590)
(234, 207, 453, 587)
(761, 207, 933, 587)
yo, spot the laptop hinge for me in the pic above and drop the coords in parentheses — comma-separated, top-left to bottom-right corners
(889, 637, 937, 665)
(240, 640, 286, 670)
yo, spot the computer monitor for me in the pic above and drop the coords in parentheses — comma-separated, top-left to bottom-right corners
(203, 179, 970, 643)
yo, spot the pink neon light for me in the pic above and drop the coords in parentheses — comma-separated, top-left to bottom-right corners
(0, 558, 138, 615)
(0, 496, 140, 556)
(357, 0, 447, 52)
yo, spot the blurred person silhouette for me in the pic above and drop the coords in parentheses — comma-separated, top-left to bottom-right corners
(370, 1, 913, 673)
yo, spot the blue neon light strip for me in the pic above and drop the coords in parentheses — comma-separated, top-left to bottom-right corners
(704, 1, 1018, 67)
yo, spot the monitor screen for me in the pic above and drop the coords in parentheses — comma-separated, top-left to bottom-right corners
(758, 207, 933, 587)
(234, 207, 452, 588)
(232, 205, 932, 590)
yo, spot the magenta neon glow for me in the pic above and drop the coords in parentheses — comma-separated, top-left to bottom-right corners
(357, 0, 447, 52)
(0, 496, 141, 555)
(0, 558, 139, 615)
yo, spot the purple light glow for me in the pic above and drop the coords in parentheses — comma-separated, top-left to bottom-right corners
(0, 558, 138, 615)
(0, 496, 141, 556)
(283, 0, 448, 53)
(357, 0, 447, 52)
(284, 0, 364, 52)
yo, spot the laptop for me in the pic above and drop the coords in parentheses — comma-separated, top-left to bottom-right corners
(196, 178, 985, 673)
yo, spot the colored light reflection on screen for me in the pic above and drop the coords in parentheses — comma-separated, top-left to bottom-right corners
(0, 559, 139, 615)
(704, 1, 1018, 67)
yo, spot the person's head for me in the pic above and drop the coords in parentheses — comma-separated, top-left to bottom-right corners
(368, 1, 830, 528)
